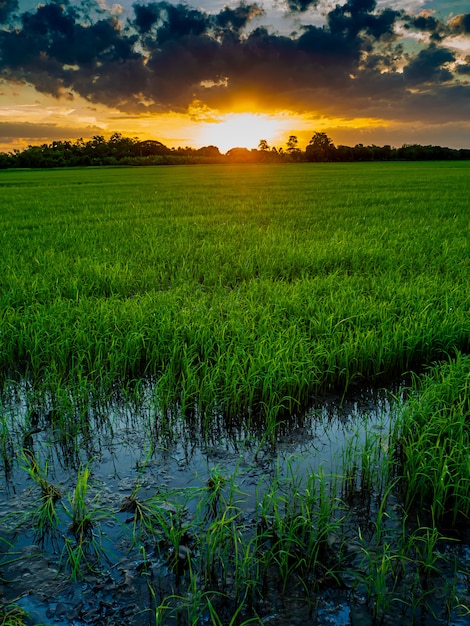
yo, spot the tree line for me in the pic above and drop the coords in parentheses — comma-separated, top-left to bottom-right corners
(1, 131, 469, 169)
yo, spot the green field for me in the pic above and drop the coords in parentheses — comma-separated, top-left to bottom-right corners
(1, 162, 469, 417)
(1, 162, 470, 625)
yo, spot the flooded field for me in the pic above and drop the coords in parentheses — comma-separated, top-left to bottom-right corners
(1, 377, 470, 626)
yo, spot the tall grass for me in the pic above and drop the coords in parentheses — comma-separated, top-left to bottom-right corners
(1, 163, 469, 420)
(393, 352, 470, 523)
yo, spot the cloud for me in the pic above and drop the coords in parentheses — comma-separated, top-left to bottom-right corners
(457, 55, 470, 74)
(448, 13, 470, 35)
(404, 11, 470, 42)
(327, 0, 398, 40)
(0, 120, 104, 146)
(404, 13, 446, 42)
(0, 0, 469, 126)
(215, 2, 264, 32)
(403, 44, 455, 83)
(284, 0, 319, 14)
(0, 0, 17, 23)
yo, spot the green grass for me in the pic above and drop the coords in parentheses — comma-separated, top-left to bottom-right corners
(393, 352, 470, 523)
(1, 162, 468, 421)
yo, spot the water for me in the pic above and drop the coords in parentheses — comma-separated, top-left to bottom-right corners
(1, 381, 469, 625)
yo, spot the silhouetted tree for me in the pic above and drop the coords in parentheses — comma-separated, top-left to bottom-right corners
(107, 132, 138, 159)
(256, 139, 283, 162)
(286, 135, 303, 161)
(134, 140, 172, 157)
(197, 145, 221, 157)
(226, 147, 255, 161)
(306, 132, 336, 161)
(286, 135, 299, 153)
(1, 132, 468, 168)
(352, 144, 373, 161)
(336, 145, 354, 161)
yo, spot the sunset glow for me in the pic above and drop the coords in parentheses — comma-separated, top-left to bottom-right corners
(0, 0, 470, 151)
(195, 113, 288, 154)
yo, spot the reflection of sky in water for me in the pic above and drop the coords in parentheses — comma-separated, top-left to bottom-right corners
(317, 600, 351, 625)
(0, 382, 399, 502)
(0, 381, 401, 570)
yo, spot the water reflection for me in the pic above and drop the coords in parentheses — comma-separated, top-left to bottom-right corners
(4, 379, 468, 626)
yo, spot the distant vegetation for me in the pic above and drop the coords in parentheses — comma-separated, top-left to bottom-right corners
(1, 131, 469, 169)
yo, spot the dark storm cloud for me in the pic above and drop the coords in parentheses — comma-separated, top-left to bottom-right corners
(0, 1, 146, 100)
(137, 0, 398, 108)
(0, 0, 17, 23)
(327, 0, 398, 40)
(0, 0, 469, 122)
(457, 56, 470, 75)
(404, 12, 470, 42)
(133, 3, 161, 33)
(145, 3, 210, 43)
(403, 45, 455, 84)
(405, 14, 445, 42)
(321, 70, 468, 123)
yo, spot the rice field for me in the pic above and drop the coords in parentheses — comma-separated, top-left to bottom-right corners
(0, 162, 469, 625)
(1, 162, 469, 414)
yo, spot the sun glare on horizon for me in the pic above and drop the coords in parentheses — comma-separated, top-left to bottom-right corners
(196, 113, 286, 153)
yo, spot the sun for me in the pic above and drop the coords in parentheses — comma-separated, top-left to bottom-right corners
(196, 112, 285, 154)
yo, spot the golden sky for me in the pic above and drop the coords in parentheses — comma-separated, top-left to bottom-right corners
(1, 0, 470, 152)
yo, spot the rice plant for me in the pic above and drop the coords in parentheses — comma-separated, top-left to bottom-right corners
(393, 353, 470, 523)
(1, 163, 469, 417)
(19, 451, 62, 537)
(206, 592, 263, 626)
(60, 465, 109, 579)
(255, 461, 344, 596)
(0, 604, 29, 626)
(121, 484, 184, 553)
(205, 465, 228, 519)
(353, 482, 406, 623)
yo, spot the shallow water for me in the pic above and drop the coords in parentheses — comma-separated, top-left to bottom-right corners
(1, 381, 469, 625)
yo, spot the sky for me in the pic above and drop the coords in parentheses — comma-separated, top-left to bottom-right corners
(0, 0, 469, 153)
